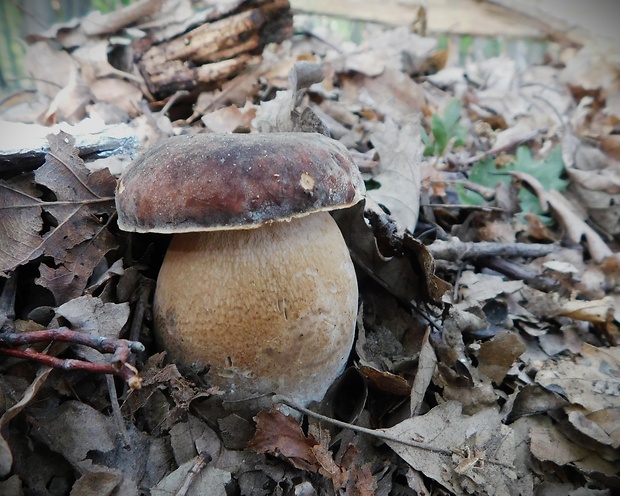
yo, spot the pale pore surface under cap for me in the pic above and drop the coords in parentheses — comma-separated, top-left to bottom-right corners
(153, 211, 358, 406)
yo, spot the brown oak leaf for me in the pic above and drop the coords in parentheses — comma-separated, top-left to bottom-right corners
(0, 131, 117, 304)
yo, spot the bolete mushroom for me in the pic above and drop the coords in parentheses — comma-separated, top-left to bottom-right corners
(115, 132, 364, 406)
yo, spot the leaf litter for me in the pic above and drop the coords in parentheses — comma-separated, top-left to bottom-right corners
(0, 0, 619, 495)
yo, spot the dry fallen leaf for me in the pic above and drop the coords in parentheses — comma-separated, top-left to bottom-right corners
(410, 327, 437, 416)
(536, 344, 620, 412)
(55, 295, 130, 363)
(381, 401, 518, 496)
(368, 117, 423, 233)
(0, 131, 117, 304)
(248, 409, 321, 473)
(150, 456, 230, 496)
(530, 422, 619, 481)
(0, 366, 52, 477)
(477, 330, 526, 384)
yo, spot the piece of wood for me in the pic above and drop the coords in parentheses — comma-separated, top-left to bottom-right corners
(137, 0, 292, 98)
(290, 0, 544, 38)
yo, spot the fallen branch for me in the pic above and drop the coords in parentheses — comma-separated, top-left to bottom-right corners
(427, 237, 556, 262)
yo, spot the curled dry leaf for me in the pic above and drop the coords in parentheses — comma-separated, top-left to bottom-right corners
(0, 366, 52, 477)
(249, 409, 321, 473)
(410, 327, 437, 416)
(368, 117, 423, 233)
(43, 66, 93, 125)
(201, 101, 257, 133)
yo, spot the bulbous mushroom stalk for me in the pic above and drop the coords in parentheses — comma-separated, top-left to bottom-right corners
(115, 132, 365, 406)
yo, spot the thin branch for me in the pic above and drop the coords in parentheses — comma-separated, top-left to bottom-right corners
(0, 327, 145, 355)
(275, 396, 515, 469)
(0, 347, 142, 388)
(274, 396, 452, 456)
(427, 238, 556, 262)
(175, 452, 212, 496)
(0, 327, 144, 388)
(456, 128, 545, 166)
(421, 203, 505, 212)
(107, 374, 130, 446)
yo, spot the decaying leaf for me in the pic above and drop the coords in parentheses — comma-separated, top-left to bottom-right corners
(477, 330, 526, 384)
(536, 344, 620, 412)
(381, 402, 518, 496)
(249, 409, 321, 473)
(0, 131, 117, 303)
(536, 344, 620, 449)
(530, 423, 619, 481)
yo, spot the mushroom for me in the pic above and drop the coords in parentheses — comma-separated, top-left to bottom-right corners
(115, 132, 364, 406)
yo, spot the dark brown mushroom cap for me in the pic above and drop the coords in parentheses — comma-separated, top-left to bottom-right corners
(116, 132, 365, 233)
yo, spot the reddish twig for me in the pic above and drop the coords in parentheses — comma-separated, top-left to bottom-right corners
(0, 327, 144, 389)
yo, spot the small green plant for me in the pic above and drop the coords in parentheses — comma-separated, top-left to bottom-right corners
(456, 145, 567, 221)
(422, 98, 467, 156)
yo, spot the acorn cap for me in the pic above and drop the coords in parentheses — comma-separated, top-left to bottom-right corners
(116, 132, 365, 234)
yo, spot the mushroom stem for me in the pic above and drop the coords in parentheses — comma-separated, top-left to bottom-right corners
(153, 211, 357, 406)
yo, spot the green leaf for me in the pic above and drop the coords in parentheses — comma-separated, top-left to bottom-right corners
(421, 128, 436, 156)
(454, 157, 497, 206)
(425, 98, 467, 156)
(431, 114, 448, 154)
(456, 146, 567, 220)
(442, 99, 462, 131)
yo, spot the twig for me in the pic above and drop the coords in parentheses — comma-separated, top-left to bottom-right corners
(127, 280, 154, 353)
(106, 374, 131, 446)
(456, 128, 545, 166)
(421, 203, 505, 212)
(480, 257, 560, 292)
(274, 396, 452, 456)
(275, 396, 515, 469)
(427, 238, 556, 262)
(0, 327, 144, 388)
(0, 327, 144, 354)
(0, 347, 142, 388)
(453, 179, 497, 200)
(175, 451, 212, 496)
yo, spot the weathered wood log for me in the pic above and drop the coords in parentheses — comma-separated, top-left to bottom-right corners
(136, 0, 292, 99)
